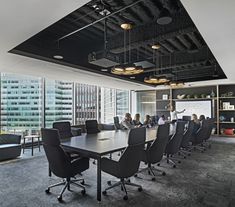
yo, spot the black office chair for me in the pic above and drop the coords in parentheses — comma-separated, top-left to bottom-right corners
(101, 127, 146, 200)
(164, 121, 185, 168)
(113, 116, 121, 130)
(85, 120, 101, 134)
(192, 119, 209, 152)
(179, 121, 195, 157)
(139, 124, 170, 181)
(41, 128, 89, 202)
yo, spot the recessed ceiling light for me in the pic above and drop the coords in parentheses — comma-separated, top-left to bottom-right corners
(53, 55, 63, 60)
(101, 69, 108, 72)
(120, 23, 132, 30)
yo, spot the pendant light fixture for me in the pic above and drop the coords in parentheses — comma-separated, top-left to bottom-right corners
(111, 23, 143, 75)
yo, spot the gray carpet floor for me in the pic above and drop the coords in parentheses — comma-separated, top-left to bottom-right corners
(0, 141, 235, 207)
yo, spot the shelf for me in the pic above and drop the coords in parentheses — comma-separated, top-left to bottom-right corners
(156, 109, 170, 112)
(219, 96, 235, 99)
(218, 122, 235, 124)
(219, 109, 235, 111)
(156, 99, 170, 102)
(172, 97, 217, 101)
(220, 134, 235, 137)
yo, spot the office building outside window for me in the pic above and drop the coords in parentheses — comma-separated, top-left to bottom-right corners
(116, 89, 129, 120)
(45, 79, 73, 128)
(1, 73, 42, 133)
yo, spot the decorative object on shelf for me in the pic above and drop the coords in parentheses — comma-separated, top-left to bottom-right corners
(231, 117, 234, 122)
(210, 90, 215, 98)
(228, 105, 235, 110)
(219, 115, 226, 121)
(111, 23, 144, 76)
(193, 94, 199, 99)
(224, 128, 234, 135)
(177, 94, 186, 99)
(162, 94, 168, 100)
(222, 102, 230, 110)
(186, 94, 191, 99)
(201, 94, 206, 98)
(227, 91, 234, 97)
(206, 95, 211, 98)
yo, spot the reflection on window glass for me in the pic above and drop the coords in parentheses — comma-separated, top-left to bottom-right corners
(116, 90, 129, 120)
(136, 91, 156, 122)
(1, 73, 42, 134)
(75, 83, 98, 124)
(45, 79, 73, 127)
(101, 88, 115, 124)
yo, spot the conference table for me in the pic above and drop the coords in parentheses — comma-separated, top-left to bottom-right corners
(61, 128, 157, 202)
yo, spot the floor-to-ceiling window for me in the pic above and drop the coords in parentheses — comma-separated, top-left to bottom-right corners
(0, 72, 130, 130)
(45, 79, 73, 127)
(75, 83, 99, 124)
(0, 73, 42, 133)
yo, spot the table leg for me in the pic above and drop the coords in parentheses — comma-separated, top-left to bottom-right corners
(23, 137, 25, 154)
(38, 137, 41, 152)
(31, 137, 34, 156)
(97, 157, 101, 202)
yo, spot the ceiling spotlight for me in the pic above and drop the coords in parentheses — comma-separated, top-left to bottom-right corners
(151, 44, 161, 50)
(157, 8, 172, 25)
(120, 23, 132, 30)
(53, 55, 63, 60)
(101, 69, 108, 72)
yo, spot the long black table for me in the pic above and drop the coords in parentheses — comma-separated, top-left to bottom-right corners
(61, 128, 157, 202)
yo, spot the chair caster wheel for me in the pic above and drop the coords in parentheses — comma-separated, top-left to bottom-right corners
(57, 196, 63, 202)
(151, 177, 156, 181)
(162, 172, 166, 176)
(123, 195, 128, 200)
(138, 187, 143, 192)
(173, 165, 176, 168)
(157, 163, 160, 166)
(134, 174, 138, 177)
(81, 189, 86, 195)
(126, 179, 130, 183)
(80, 180, 85, 185)
(178, 161, 181, 164)
(102, 190, 107, 195)
(45, 188, 50, 194)
(183, 156, 186, 159)
(107, 181, 111, 186)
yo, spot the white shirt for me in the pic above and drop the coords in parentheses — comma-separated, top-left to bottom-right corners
(158, 117, 165, 125)
(170, 109, 185, 121)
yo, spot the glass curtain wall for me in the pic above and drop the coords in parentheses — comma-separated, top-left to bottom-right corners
(45, 79, 73, 127)
(116, 90, 129, 120)
(0, 72, 130, 131)
(1, 73, 42, 133)
(75, 83, 99, 124)
(136, 91, 156, 122)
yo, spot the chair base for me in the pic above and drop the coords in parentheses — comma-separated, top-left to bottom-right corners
(136, 164, 166, 181)
(102, 178, 142, 200)
(45, 177, 85, 202)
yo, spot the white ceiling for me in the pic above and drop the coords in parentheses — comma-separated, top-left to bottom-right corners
(0, 0, 234, 90)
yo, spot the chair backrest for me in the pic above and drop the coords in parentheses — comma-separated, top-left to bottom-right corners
(41, 128, 71, 178)
(85, 120, 101, 134)
(113, 116, 121, 129)
(194, 119, 209, 144)
(204, 118, 215, 141)
(118, 127, 146, 178)
(147, 124, 170, 164)
(166, 121, 185, 155)
(181, 121, 195, 148)
(53, 121, 73, 139)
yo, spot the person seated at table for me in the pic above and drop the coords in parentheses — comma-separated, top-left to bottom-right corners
(191, 113, 200, 136)
(199, 114, 206, 122)
(132, 113, 143, 127)
(143, 114, 152, 128)
(158, 115, 166, 125)
(120, 113, 134, 129)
